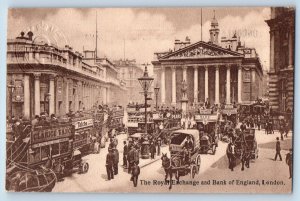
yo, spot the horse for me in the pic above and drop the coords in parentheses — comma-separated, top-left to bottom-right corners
(161, 153, 179, 190)
(240, 146, 251, 171)
(6, 168, 57, 192)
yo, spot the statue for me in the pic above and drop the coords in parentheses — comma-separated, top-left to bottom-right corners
(181, 80, 188, 100)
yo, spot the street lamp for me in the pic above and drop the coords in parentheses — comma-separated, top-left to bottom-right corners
(7, 80, 15, 118)
(154, 85, 160, 111)
(138, 63, 154, 135)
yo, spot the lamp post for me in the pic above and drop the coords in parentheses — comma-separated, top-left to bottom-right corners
(138, 63, 153, 159)
(154, 85, 160, 111)
(138, 63, 154, 135)
(7, 80, 15, 118)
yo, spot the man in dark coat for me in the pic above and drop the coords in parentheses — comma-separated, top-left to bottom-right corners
(123, 141, 128, 168)
(131, 162, 140, 187)
(286, 148, 293, 179)
(157, 138, 161, 156)
(226, 142, 235, 171)
(150, 142, 156, 159)
(112, 146, 119, 175)
(240, 122, 247, 132)
(106, 148, 114, 180)
(127, 146, 135, 174)
(184, 136, 193, 151)
(274, 137, 282, 161)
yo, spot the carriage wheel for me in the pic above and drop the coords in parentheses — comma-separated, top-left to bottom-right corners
(196, 155, 201, 174)
(190, 165, 197, 179)
(211, 145, 216, 155)
(81, 162, 89, 173)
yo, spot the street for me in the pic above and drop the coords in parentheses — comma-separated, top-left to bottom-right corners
(52, 129, 292, 193)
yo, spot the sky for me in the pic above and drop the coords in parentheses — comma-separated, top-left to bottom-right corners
(7, 7, 271, 70)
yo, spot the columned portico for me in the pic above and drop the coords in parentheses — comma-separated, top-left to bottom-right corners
(204, 66, 209, 101)
(34, 73, 41, 116)
(193, 66, 198, 103)
(215, 66, 220, 104)
(226, 65, 231, 104)
(182, 66, 187, 81)
(171, 66, 176, 105)
(161, 66, 166, 104)
(23, 74, 30, 118)
(237, 65, 242, 103)
(65, 78, 69, 113)
(49, 74, 55, 115)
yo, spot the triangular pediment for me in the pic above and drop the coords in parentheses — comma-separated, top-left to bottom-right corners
(159, 41, 243, 60)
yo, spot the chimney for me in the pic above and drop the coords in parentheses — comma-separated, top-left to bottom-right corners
(185, 36, 191, 45)
(27, 31, 33, 40)
(174, 39, 181, 51)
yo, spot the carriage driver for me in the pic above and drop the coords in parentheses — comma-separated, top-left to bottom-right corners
(183, 136, 194, 164)
(184, 136, 194, 152)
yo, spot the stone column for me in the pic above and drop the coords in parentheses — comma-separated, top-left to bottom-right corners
(34, 73, 41, 116)
(182, 66, 187, 81)
(288, 29, 294, 67)
(226, 65, 231, 104)
(74, 81, 79, 112)
(204, 66, 209, 101)
(65, 78, 69, 113)
(49, 74, 55, 115)
(23, 74, 30, 118)
(171, 66, 176, 105)
(103, 87, 107, 104)
(193, 66, 198, 104)
(237, 65, 242, 103)
(215, 66, 220, 104)
(161, 66, 166, 104)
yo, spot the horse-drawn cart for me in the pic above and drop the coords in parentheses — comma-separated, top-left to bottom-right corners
(168, 129, 201, 179)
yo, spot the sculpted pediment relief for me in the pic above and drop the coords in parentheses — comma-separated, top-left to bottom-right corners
(160, 42, 242, 60)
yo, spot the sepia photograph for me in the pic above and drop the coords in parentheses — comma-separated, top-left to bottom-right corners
(5, 7, 295, 193)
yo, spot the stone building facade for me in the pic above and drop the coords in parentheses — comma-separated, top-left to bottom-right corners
(6, 31, 126, 119)
(265, 7, 295, 113)
(152, 15, 263, 107)
(114, 59, 144, 103)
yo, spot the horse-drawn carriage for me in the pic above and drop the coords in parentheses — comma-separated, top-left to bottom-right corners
(162, 129, 201, 187)
(199, 131, 218, 155)
(194, 110, 219, 154)
(234, 128, 258, 160)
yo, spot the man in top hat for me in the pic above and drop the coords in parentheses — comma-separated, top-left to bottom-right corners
(150, 141, 156, 159)
(286, 148, 293, 179)
(274, 137, 282, 161)
(112, 146, 119, 175)
(123, 141, 128, 168)
(106, 148, 115, 180)
(131, 162, 140, 187)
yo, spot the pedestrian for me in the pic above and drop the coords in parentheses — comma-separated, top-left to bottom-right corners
(134, 145, 140, 165)
(279, 122, 284, 141)
(286, 148, 293, 179)
(112, 146, 119, 175)
(240, 122, 246, 132)
(285, 121, 290, 138)
(106, 148, 114, 180)
(274, 137, 282, 161)
(226, 142, 235, 171)
(150, 142, 156, 159)
(157, 138, 161, 156)
(127, 146, 135, 174)
(123, 141, 128, 168)
(131, 162, 140, 187)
